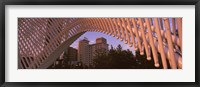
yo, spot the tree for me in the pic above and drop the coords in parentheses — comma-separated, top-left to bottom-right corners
(93, 44, 136, 69)
(93, 48, 110, 68)
(134, 48, 164, 69)
(93, 44, 165, 69)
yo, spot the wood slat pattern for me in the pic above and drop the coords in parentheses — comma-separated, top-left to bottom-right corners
(18, 18, 182, 69)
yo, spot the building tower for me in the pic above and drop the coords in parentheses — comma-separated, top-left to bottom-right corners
(78, 37, 109, 67)
(89, 37, 109, 66)
(78, 37, 90, 67)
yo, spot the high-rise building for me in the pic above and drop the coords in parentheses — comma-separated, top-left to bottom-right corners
(78, 37, 90, 67)
(78, 37, 109, 67)
(89, 37, 109, 66)
(68, 47, 78, 61)
(96, 37, 107, 44)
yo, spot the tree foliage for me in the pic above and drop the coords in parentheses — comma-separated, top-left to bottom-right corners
(93, 44, 164, 69)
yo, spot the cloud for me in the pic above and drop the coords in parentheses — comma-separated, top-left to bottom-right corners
(90, 40, 95, 44)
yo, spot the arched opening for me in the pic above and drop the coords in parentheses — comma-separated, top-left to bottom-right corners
(48, 31, 168, 69)
(50, 32, 137, 69)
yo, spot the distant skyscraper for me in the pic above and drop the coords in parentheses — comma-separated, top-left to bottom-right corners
(78, 37, 90, 67)
(68, 47, 78, 61)
(89, 37, 109, 66)
(96, 37, 107, 44)
(78, 37, 109, 67)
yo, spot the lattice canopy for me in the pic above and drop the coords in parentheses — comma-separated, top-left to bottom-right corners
(18, 18, 182, 69)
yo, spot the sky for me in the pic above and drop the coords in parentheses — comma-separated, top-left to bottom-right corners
(70, 32, 135, 54)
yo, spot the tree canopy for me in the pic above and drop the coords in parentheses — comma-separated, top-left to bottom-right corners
(93, 44, 164, 69)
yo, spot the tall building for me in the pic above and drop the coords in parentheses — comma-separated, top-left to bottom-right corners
(67, 47, 78, 61)
(78, 37, 90, 67)
(78, 37, 109, 67)
(89, 37, 109, 66)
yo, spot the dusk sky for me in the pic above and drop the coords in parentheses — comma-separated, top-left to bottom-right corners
(70, 32, 135, 54)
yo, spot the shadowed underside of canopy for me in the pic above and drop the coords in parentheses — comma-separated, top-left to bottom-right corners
(18, 18, 182, 69)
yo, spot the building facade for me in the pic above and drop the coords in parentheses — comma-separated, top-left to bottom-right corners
(67, 47, 78, 61)
(78, 37, 109, 67)
(78, 38, 90, 67)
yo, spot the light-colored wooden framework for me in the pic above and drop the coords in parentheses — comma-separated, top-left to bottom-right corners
(18, 18, 182, 69)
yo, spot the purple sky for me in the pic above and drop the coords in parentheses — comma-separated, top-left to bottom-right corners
(70, 32, 135, 54)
